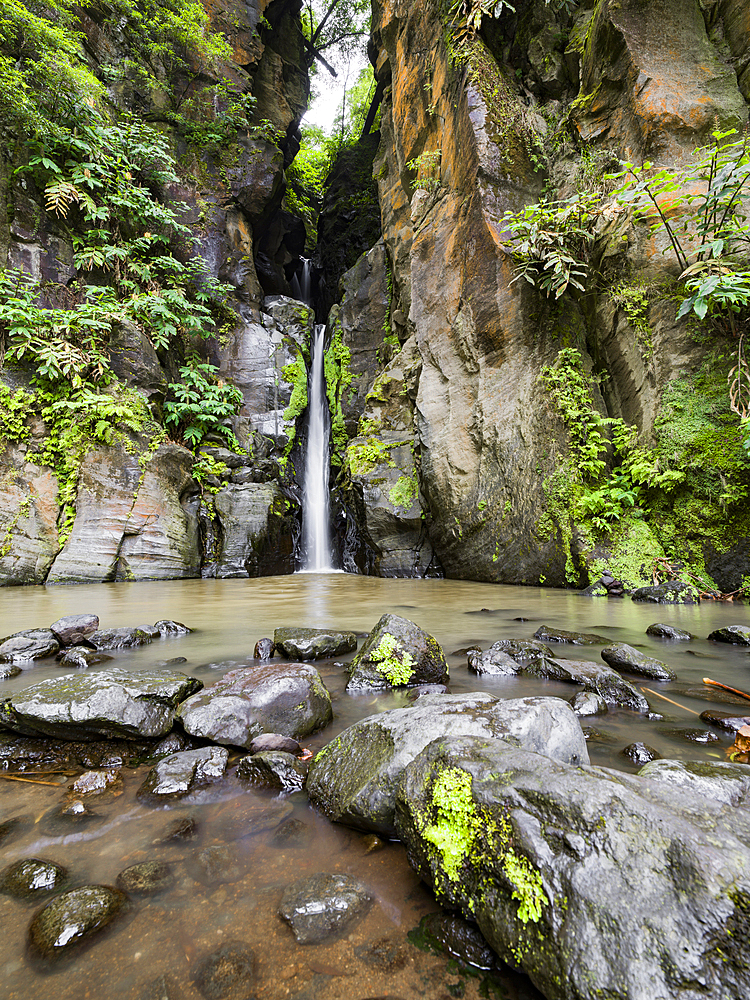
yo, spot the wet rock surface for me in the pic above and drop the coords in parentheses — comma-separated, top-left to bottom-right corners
(279, 873, 373, 944)
(273, 626, 357, 660)
(249, 732, 300, 754)
(49, 614, 99, 646)
(177, 662, 332, 747)
(307, 694, 588, 837)
(153, 620, 191, 636)
(116, 861, 175, 896)
(236, 750, 307, 792)
(69, 769, 123, 798)
(0, 628, 60, 663)
(137, 747, 229, 804)
(532, 626, 610, 645)
(663, 727, 720, 744)
(0, 662, 22, 679)
(631, 582, 698, 604)
(600, 642, 676, 681)
(524, 657, 649, 712)
(414, 912, 497, 971)
(708, 625, 750, 645)
(254, 638, 275, 660)
(621, 742, 661, 765)
(700, 709, 750, 731)
(153, 816, 197, 844)
(56, 646, 111, 669)
(638, 759, 750, 805)
(467, 647, 519, 675)
(191, 940, 256, 999)
(346, 614, 448, 691)
(28, 885, 127, 960)
(645, 623, 694, 640)
(0, 858, 68, 900)
(569, 691, 608, 717)
(87, 627, 156, 650)
(395, 735, 750, 1000)
(0, 668, 203, 741)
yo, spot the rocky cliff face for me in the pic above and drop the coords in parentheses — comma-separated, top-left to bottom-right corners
(334, 0, 750, 591)
(0, 0, 310, 584)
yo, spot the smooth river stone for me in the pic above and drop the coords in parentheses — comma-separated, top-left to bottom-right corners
(0, 858, 68, 899)
(28, 885, 127, 960)
(137, 747, 229, 803)
(273, 626, 357, 660)
(523, 657, 650, 713)
(532, 625, 611, 645)
(0, 668, 203, 741)
(279, 873, 373, 943)
(346, 613, 448, 691)
(0, 629, 59, 663)
(708, 625, 750, 646)
(600, 642, 676, 681)
(49, 614, 99, 646)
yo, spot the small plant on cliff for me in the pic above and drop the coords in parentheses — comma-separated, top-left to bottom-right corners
(164, 361, 243, 450)
(502, 192, 601, 298)
(407, 150, 442, 193)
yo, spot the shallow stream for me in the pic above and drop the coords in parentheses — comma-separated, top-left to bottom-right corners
(1, 575, 749, 999)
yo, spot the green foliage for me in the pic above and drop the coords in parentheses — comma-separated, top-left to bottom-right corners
(324, 323, 355, 464)
(389, 472, 418, 512)
(301, 0, 371, 71)
(370, 632, 416, 686)
(407, 149, 442, 193)
(422, 767, 480, 882)
(0, 385, 34, 448)
(164, 361, 243, 450)
(503, 193, 601, 298)
(283, 126, 330, 249)
(611, 282, 653, 361)
(0, 0, 104, 140)
(101, 0, 231, 107)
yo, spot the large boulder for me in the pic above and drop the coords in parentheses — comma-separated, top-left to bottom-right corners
(346, 613, 448, 691)
(177, 663, 332, 748)
(524, 657, 650, 713)
(0, 669, 202, 741)
(396, 735, 750, 1000)
(49, 614, 99, 647)
(600, 642, 675, 680)
(307, 694, 588, 837)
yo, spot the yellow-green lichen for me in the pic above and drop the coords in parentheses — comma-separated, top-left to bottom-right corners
(370, 632, 415, 686)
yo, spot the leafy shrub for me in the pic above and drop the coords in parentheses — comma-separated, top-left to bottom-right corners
(164, 362, 243, 450)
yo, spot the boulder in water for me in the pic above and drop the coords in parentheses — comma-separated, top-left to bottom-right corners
(532, 625, 611, 645)
(153, 620, 192, 635)
(523, 657, 649, 712)
(645, 623, 694, 640)
(0, 629, 59, 663)
(137, 747, 229, 803)
(631, 582, 698, 603)
(395, 735, 750, 1000)
(307, 693, 588, 837)
(177, 663, 332, 747)
(0, 668, 202, 741)
(273, 627, 357, 660)
(87, 627, 155, 650)
(0, 858, 68, 900)
(346, 613, 448, 691)
(49, 614, 99, 646)
(708, 625, 750, 646)
(600, 642, 675, 680)
(236, 750, 307, 792)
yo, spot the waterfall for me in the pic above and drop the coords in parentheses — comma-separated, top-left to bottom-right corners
(301, 323, 333, 571)
(296, 259, 334, 572)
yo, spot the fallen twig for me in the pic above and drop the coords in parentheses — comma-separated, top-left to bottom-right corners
(0, 773, 67, 787)
(640, 687, 701, 715)
(702, 676, 750, 703)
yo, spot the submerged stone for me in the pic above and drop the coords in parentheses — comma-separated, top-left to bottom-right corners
(346, 613, 448, 691)
(236, 750, 307, 792)
(600, 642, 676, 681)
(700, 709, 750, 732)
(153, 620, 192, 635)
(273, 626, 357, 660)
(0, 858, 68, 900)
(116, 861, 175, 896)
(569, 691, 608, 717)
(413, 912, 497, 970)
(192, 940, 256, 1000)
(279, 873, 372, 943)
(532, 625, 610, 645)
(662, 727, 720, 744)
(28, 885, 127, 960)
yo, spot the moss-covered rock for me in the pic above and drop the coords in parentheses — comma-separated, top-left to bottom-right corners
(346, 613, 447, 691)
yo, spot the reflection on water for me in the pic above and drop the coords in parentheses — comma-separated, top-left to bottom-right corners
(1, 575, 749, 998)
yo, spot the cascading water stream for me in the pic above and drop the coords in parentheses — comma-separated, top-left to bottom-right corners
(301, 322, 333, 571)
